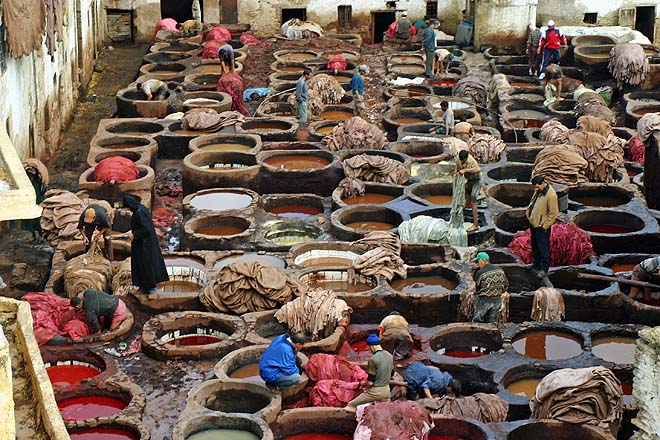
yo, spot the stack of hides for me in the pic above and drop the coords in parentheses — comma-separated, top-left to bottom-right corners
(540, 120, 571, 144)
(637, 113, 660, 143)
(23, 292, 91, 345)
(349, 231, 406, 282)
(453, 76, 488, 107)
(62, 244, 114, 298)
(467, 134, 506, 163)
(608, 43, 649, 87)
(531, 287, 565, 321)
(305, 354, 367, 407)
(216, 74, 248, 115)
(509, 222, 595, 267)
(532, 144, 589, 184)
(181, 110, 245, 131)
(111, 258, 139, 297)
(343, 154, 409, 185)
(354, 401, 434, 440)
(419, 393, 509, 423)
(323, 117, 387, 151)
(289, 74, 345, 117)
(94, 157, 139, 183)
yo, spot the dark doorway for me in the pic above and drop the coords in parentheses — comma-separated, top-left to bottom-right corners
(282, 8, 306, 24)
(161, 0, 203, 23)
(635, 6, 656, 42)
(371, 11, 395, 44)
(221, 0, 238, 24)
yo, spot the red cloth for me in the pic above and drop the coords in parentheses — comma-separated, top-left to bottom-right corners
(240, 33, 262, 46)
(310, 379, 362, 407)
(205, 26, 231, 42)
(202, 40, 224, 59)
(629, 135, 645, 163)
(356, 401, 433, 440)
(216, 72, 248, 115)
(326, 55, 347, 72)
(94, 157, 139, 183)
(155, 18, 180, 34)
(385, 21, 416, 37)
(508, 222, 595, 266)
(304, 353, 368, 382)
(23, 292, 91, 345)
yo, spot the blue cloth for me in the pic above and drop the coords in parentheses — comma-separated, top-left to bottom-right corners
(243, 87, 271, 101)
(295, 76, 309, 101)
(259, 335, 300, 384)
(366, 333, 380, 345)
(298, 100, 308, 123)
(349, 72, 364, 96)
(423, 27, 436, 51)
(276, 373, 301, 388)
(404, 361, 452, 400)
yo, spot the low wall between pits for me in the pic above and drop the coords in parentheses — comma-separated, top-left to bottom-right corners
(632, 326, 660, 440)
(0, 325, 14, 440)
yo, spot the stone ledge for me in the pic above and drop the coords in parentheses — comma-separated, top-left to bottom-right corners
(0, 126, 42, 221)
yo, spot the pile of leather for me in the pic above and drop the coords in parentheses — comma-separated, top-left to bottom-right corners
(467, 134, 506, 163)
(532, 144, 589, 184)
(181, 110, 246, 132)
(574, 92, 615, 126)
(216, 72, 248, 115)
(419, 393, 509, 423)
(94, 156, 140, 183)
(200, 261, 306, 314)
(540, 120, 571, 144)
(343, 153, 409, 185)
(274, 288, 352, 341)
(452, 76, 488, 107)
(568, 130, 624, 182)
(509, 222, 596, 267)
(349, 231, 406, 282)
(637, 112, 660, 143)
(531, 287, 565, 321)
(608, 43, 649, 87)
(304, 353, 367, 408)
(288, 74, 345, 116)
(323, 117, 387, 151)
(63, 244, 114, 298)
(354, 401, 434, 440)
(111, 258, 139, 297)
(336, 177, 365, 199)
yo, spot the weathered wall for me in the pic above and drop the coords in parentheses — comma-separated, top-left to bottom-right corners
(0, 0, 106, 161)
(0, 325, 14, 440)
(632, 326, 660, 440)
(474, 0, 537, 50)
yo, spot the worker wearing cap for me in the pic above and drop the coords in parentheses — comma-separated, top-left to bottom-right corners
(396, 11, 411, 39)
(537, 20, 567, 75)
(77, 204, 113, 260)
(350, 65, 369, 117)
(345, 334, 394, 411)
(472, 252, 508, 323)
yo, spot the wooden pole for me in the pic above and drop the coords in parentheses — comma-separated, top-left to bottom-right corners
(577, 273, 660, 290)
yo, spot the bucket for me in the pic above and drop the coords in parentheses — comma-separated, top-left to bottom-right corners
(455, 20, 473, 47)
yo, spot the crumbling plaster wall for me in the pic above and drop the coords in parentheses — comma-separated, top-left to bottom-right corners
(632, 326, 660, 440)
(474, 0, 537, 50)
(0, 0, 105, 162)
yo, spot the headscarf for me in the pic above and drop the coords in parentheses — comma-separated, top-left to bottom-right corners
(122, 194, 142, 212)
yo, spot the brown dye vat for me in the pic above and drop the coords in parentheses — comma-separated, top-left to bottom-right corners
(280, 66, 305, 72)
(394, 117, 428, 124)
(157, 280, 202, 293)
(392, 87, 429, 97)
(282, 53, 316, 61)
(609, 263, 636, 273)
(308, 279, 373, 293)
(390, 275, 458, 293)
(512, 331, 583, 360)
(197, 225, 247, 236)
(302, 256, 354, 268)
(195, 64, 223, 74)
(214, 253, 285, 269)
(506, 378, 541, 398)
(392, 64, 425, 73)
(200, 143, 253, 152)
(510, 118, 546, 128)
(634, 108, 660, 115)
(591, 336, 636, 364)
(267, 205, 323, 218)
(622, 382, 633, 405)
(320, 110, 353, 121)
(423, 195, 453, 205)
(316, 126, 336, 135)
(164, 257, 206, 269)
(243, 121, 291, 131)
(189, 192, 253, 211)
(571, 195, 627, 207)
(102, 143, 144, 150)
(392, 56, 422, 63)
(510, 82, 538, 87)
(265, 155, 331, 170)
(345, 221, 394, 231)
(176, 129, 208, 135)
(229, 363, 261, 379)
(343, 193, 397, 205)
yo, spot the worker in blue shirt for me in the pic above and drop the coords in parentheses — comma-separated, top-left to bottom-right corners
(259, 333, 307, 389)
(422, 19, 439, 77)
(349, 65, 369, 117)
(295, 69, 311, 123)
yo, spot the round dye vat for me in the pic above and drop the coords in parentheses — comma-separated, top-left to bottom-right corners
(621, 382, 633, 405)
(214, 253, 285, 269)
(267, 205, 323, 218)
(58, 396, 126, 420)
(316, 125, 336, 135)
(102, 143, 145, 150)
(442, 349, 487, 358)
(308, 279, 373, 293)
(242, 121, 291, 131)
(265, 155, 331, 170)
(512, 331, 583, 360)
(608, 263, 637, 273)
(188, 429, 260, 440)
(343, 193, 397, 205)
(164, 257, 206, 269)
(229, 363, 261, 379)
(199, 143, 253, 152)
(47, 365, 100, 386)
(430, 80, 457, 87)
(506, 378, 541, 398)
(176, 129, 210, 135)
(300, 256, 355, 268)
(507, 110, 548, 128)
(284, 435, 353, 440)
(390, 276, 458, 293)
(69, 428, 138, 440)
(194, 64, 223, 74)
(422, 195, 453, 205)
(591, 336, 636, 364)
(167, 335, 223, 347)
(345, 221, 394, 231)
(197, 225, 247, 236)
(581, 224, 636, 234)
(570, 195, 628, 207)
(394, 117, 428, 124)
(319, 110, 353, 121)
(157, 280, 202, 294)
(189, 192, 253, 211)
(634, 108, 660, 116)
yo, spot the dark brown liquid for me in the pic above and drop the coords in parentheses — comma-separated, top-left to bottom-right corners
(634, 108, 660, 115)
(591, 337, 636, 364)
(423, 195, 453, 205)
(609, 263, 636, 273)
(510, 82, 538, 87)
(343, 193, 397, 205)
(175, 129, 207, 135)
(390, 275, 458, 293)
(242, 121, 291, 131)
(189, 192, 253, 211)
(197, 225, 246, 236)
(506, 378, 541, 398)
(308, 279, 373, 293)
(102, 143, 143, 150)
(157, 280, 202, 293)
(267, 205, 323, 217)
(279, 66, 305, 72)
(320, 110, 353, 121)
(229, 363, 260, 379)
(283, 53, 315, 61)
(345, 221, 394, 231)
(512, 331, 583, 360)
(392, 88, 429, 97)
(571, 195, 626, 207)
(115, 131, 152, 136)
(200, 143, 253, 152)
(581, 224, 635, 234)
(166, 335, 222, 346)
(395, 117, 427, 124)
(214, 253, 285, 269)
(265, 155, 331, 170)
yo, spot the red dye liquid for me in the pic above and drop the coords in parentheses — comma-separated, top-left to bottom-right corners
(443, 350, 486, 358)
(581, 224, 635, 234)
(166, 335, 223, 346)
(350, 340, 369, 353)
(627, 168, 640, 177)
(621, 382, 634, 405)
(284, 435, 352, 440)
(431, 81, 457, 87)
(69, 428, 139, 440)
(47, 365, 100, 386)
(58, 396, 126, 420)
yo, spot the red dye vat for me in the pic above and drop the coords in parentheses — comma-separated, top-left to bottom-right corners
(350, 340, 369, 353)
(429, 437, 463, 440)
(47, 365, 100, 386)
(638, 297, 660, 307)
(166, 335, 223, 346)
(443, 350, 486, 358)
(284, 435, 352, 440)
(431, 80, 457, 87)
(581, 224, 635, 234)
(621, 382, 634, 405)
(69, 428, 139, 440)
(58, 396, 126, 420)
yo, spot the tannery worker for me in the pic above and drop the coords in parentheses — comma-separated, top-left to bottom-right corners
(345, 334, 394, 411)
(537, 20, 567, 74)
(396, 11, 411, 39)
(526, 23, 542, 76)
(404, 362, 454, 400)
(422, 19, 438, 77)
(123, 194, 169, 297)
(78, 204, 113, 260)
(379, 311, 414, 359)
(472, 252, 509, 323)
(70, 288, 127, 333)
(526, 175, 559, 274)
(176, 19, 200, 33)
(628, 256, 660, 301)
(259, 332, 307, 389)
(295, 69, 311, 123)
(350, 65, 369, 117)
(429, 101, 454, 136)
(136, 79, 169, 101)
(542, 63, 563, 106)
(456, 150, 481, 232)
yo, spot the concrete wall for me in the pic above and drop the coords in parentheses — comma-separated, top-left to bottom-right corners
(0, 0, 105, 161)
(474, 0, 537, 50)
(0, 326, 14, 440)
(632, 326, 660, 440)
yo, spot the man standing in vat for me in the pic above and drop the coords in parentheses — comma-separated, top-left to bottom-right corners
(526, 175, 559, 274)
(628, 256, 660, 301)
(295, 69, 311, 124)
(456, 149, 481, 232)
(259, 332, 307, 389)
(472, 252, 509, 323)
(537, 20, 567, 75)
(350, 65, 369, 117)
(345, 333, 394, 412)
(422, 19, 439, 77)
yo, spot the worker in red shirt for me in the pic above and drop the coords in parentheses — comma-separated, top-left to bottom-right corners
(537, 20, 567, 77)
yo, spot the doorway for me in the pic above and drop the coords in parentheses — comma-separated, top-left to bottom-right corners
(635, 6, 656, 42)
(161, 0, 203, 23)
(282, 8, 307, 24)
(221, 0, 238, 24)
(371, 11, 395, 44)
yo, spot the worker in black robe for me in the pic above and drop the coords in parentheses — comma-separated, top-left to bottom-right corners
(122, 194, 169, 295)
